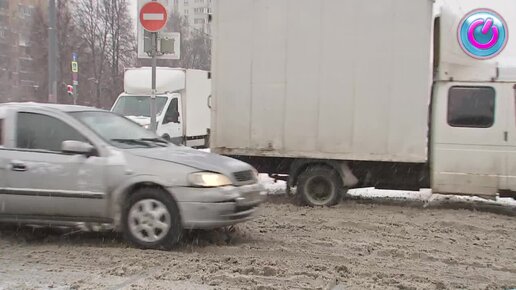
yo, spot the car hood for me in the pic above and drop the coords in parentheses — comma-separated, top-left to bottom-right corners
(127, 146, 253, 177)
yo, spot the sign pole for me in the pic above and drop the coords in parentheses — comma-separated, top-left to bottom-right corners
(150, 32, 157, 132)
(139, 0, 168, 132)
(72, 52, 79, 105)
(73, 82, 77, 105)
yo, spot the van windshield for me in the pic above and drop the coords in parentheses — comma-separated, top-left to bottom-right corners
(112, 95, 168, 117)
(71, 111, 171, 149)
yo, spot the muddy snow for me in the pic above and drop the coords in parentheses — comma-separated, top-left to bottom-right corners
(1, 193, 516, 290)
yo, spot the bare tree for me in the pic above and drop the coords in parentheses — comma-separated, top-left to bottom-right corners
(169, 12, 211, 70)
(74, 0, 110, 108)
(73, 0, 135, 108)
(182, 30, 211, 70)
(29, 0, 79, 103)
(103, 0, 135, 105)
(56, 0, 80, 104)
(137, 12, 211, 71)
(0, 19, 14, 102)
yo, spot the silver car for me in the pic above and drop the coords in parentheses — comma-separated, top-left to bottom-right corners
(0, 103, 265, 249)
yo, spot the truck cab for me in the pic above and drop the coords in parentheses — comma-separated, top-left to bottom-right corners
(112, 67, 211, 148)
(432, 77, 516, 198)
(430, 1, 516, 198)
(112, 93, 182, 142)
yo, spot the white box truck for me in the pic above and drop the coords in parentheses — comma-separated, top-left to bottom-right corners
(210, 0, 516, 206)
(111, 67, 211, 148)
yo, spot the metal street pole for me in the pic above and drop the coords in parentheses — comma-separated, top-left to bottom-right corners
(48, 0, 57, 103)
(150, 32, 157, 132)
(141, 0, 167, 132)
(73, 84, 78, 105)
(72, 53, 78, 105)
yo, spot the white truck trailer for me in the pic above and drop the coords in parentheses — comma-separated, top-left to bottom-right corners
(112, 67, 211, 148)
(210, 0, 516, 206)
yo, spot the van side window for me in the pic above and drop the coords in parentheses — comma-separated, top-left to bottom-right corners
(447, 86, 495, 128)
(17, 112, 87, 152)
(163, 98, 180, 124)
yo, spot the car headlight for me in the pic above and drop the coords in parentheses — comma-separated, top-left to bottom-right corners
(143, 124, 150, 129)
(188, 172, 232, 187)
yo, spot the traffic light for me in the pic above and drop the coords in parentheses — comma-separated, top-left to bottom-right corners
(67, 85, 73, 97)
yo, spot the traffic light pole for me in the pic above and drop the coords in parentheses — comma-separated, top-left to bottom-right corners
(72, 53, 79, 105)
(73, 83, 77, 105)
(48, 0, 57, 103)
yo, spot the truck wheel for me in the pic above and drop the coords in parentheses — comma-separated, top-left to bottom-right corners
(297, 166, 343, 207)
(122, 188, 182, 250)
(162, 134, 171, 141)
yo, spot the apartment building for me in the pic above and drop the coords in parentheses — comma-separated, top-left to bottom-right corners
(175, 0, 212, 35)
(0, 0, 41, 102)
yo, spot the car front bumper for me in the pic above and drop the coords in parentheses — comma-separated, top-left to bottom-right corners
(171, 183, 267, 229)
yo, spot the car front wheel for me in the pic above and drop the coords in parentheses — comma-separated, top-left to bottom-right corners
(122, 188, 182, 250)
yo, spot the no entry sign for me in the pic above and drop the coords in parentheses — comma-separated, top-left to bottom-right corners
(139, 1, 168, 32)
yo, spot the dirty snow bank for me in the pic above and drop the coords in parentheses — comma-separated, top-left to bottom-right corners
(259, 174, 516, 208)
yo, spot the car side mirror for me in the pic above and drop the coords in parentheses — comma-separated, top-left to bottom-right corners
(62, 140, 95, 156)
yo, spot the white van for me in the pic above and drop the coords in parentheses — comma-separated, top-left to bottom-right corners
(112, 67, 211, 148)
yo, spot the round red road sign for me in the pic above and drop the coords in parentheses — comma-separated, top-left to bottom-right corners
(139, 2, 168, 32)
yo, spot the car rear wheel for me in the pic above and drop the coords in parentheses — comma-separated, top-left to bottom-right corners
(122, 188, 182, 250)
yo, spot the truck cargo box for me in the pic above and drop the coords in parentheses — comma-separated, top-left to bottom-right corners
(211, 0, 433, 163)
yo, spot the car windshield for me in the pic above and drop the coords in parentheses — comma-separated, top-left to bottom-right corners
(71, 111, 170, 149)
(112, 95, 168, 117)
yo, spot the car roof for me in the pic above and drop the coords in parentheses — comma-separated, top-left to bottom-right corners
(0, 102, 106, 113)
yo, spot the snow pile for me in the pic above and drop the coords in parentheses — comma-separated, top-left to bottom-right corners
(259, 174, 286, 195)
(259, 174, 516, 208)
(348, 188, 433, 201)
(348, 188, 516, 207)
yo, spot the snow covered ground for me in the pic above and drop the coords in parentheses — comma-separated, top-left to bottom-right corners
(0, 150, 514, 289)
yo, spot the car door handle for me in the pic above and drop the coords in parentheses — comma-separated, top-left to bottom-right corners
(10, 162, 27, 172)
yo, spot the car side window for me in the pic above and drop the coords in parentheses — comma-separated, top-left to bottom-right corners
(16, 112, 87, 152)
(163, 98, 180, 124)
